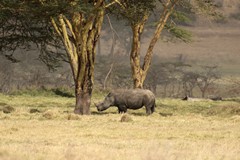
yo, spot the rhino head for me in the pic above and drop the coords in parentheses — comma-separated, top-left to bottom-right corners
(95, 93, 115, 111)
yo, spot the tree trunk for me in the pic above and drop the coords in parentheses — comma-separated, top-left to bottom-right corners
(50, 1, 104, 115)
(72, 17, 103, 114)
(201, 90, 206, 98)
(130, 22, 146, 89)
(129, 2, 177, 89)
(74, 85, 92, 115)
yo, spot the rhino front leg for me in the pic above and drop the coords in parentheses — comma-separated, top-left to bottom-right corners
(118, 105, 127, 113)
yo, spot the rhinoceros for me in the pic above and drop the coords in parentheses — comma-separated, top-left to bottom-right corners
(95, 89, 156, 115)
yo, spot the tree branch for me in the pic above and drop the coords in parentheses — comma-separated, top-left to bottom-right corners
(58, 14, 78, 80)
(62, 15, 76, 41)
(51, 17, 62, 37)
(105, 0, 125, 9)
(142, 1, 179, 73)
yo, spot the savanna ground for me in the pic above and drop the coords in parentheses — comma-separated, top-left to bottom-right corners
(1, 2, 240, 160)
(0, 91, 240, 160)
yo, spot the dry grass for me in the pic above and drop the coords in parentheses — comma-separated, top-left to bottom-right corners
(0, 93, 240, 160)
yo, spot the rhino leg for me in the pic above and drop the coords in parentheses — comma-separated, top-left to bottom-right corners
(146, 103, 155, 115)
(118, 105, 127, 114)
(151, 102, 155, 113)
(146, 108, 152, 115)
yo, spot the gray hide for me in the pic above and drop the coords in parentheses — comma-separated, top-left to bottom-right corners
(96, 89, 156, 115)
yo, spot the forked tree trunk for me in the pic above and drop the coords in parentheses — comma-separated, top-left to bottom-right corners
(50, 1, 104, 114)
(130, 1, 177, 89)
(73, 11, 104, 114)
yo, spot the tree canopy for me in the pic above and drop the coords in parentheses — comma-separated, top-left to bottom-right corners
(1, 0, 108, 114)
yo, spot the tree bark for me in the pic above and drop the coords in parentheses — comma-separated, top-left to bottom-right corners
(130, 14, 148, 89)
(74, 80, 92, 115)
(130, 28, 143, 88)
(50, 1, 105, 114)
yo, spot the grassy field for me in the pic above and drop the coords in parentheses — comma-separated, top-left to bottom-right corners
(0, 92, 240, 160)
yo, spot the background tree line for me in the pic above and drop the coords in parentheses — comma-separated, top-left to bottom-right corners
(2, 53, 236, 99)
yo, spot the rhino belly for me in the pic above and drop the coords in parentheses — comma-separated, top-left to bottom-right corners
(125, 100, 144, 109)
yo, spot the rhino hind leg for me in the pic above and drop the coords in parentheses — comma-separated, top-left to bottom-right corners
(145, 106, 152, 115)
(151, 102, 156, 113)
(146, 102, 155, 115)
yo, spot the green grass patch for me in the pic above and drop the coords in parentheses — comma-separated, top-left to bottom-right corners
(205, 104, 240, 117)
(9, 87, 74, 97)
(1, 92, 240, 117)
(157, 98, 240, 117)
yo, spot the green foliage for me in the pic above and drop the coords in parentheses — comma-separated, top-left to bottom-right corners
(9, 87, 74, 97)
(172, 11, 192, 24)
(0, 1, 59, 65)
(193, 0, 223, 21)
(165, 24, 192, 42)
(0, 0, 97, 69)
(108, 0, 156, 24)
(194, 0, 216, 13)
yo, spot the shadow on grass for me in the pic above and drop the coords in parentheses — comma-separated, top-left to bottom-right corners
(51, 89, 74, 98)
(159, 112, 173, 117)
(130, 112, 146, 116)
(91, 111, 118, 115)
(92, 111, 150, 116)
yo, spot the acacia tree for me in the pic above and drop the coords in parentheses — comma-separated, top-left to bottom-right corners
(0, 0, 119, 115)
(49, 1, 105, 115)
(197, 66, 220, 98)
(182, 72, 199, 97)
(111, 0, 218, 88)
